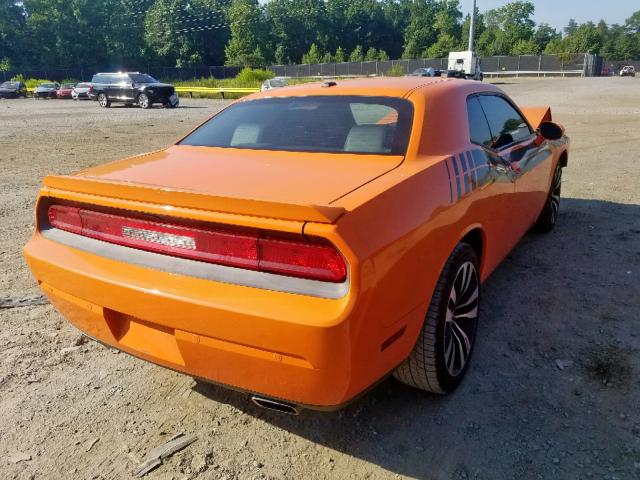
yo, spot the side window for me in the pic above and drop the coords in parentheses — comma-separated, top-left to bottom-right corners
(467, 96, 493, 148)
(478, 95, 532, 149)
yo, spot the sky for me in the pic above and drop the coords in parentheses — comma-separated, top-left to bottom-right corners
(461, 0, 636, 31)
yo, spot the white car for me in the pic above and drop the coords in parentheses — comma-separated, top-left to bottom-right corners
(620, 66, 636, 77)
(261, 77, 288, 91)
(72, 82, 93, 100)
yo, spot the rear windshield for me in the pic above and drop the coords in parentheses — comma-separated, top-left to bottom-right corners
(180, 96, 413, 155)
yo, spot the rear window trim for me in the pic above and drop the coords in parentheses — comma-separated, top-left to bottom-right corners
(178, 95, 414, 156)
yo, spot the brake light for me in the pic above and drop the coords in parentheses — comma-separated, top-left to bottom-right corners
(46, 204, 346, 283)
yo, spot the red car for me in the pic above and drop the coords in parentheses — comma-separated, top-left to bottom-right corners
(56, 83, 75, 99)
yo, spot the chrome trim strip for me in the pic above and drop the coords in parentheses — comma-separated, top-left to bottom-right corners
(41, 228, 349, 299)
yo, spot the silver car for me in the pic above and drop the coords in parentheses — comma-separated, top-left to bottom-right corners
(261, 78, 289, 91)
(34, 83, 59, 99)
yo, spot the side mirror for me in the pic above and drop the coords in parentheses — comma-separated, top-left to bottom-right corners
(539, 121, 564, 141)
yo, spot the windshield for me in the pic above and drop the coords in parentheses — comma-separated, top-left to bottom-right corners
(76, 83, 89, 88)
(1, 81, 18, 88)
(180, 96, 413, 155)
(39, 83, 55, 88)
(61, 83, 74, 88)
(270, 79, 287, 87)
(129, 74, 158, 83)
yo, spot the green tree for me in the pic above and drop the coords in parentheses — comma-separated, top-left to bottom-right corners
(267, 0, 326, 64)
(0, 0, 26, 67)
(564, 18, 579, 36)
(380, 0, 412, 59)
(365, 47, 378, 61)
(302, 43, 322, 64)
(564, 21, 605, 54)
(335, 46, 346, 62)
(402, 0, 438, 58)
(626, 10, 640, 33)
(143, 0, 230, 67)
(225, 0, 269, 66)
(460, 10, 485, 50)
(326, 0, 387, 55)
(274, 44, 287, 64)
(477, 1, 536, 56)
(321, 52, 334, 63)
(511, 38, 539, 55)
(434, 0, 462, 38)
(377, 49, 390, 60)
(349, 45, 364, 61)
(533, 24, 560, 53)
(425, 33, 457, 58)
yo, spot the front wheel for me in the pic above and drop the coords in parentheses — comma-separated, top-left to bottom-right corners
(97, 93, 110, 108)
(533, 165, 562, 233)
(394, 243, 480, 394)
(138, 93, 151, 109)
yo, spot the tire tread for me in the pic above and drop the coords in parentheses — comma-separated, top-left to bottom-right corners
(393, 243, 474, 394)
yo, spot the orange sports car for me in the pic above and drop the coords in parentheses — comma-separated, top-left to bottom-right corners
(24, 78, 569, 413)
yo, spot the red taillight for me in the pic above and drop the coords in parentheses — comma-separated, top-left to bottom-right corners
(46, 204, 347, 283)
(259, 238, 346, 282)
(48, 204, 82, 234)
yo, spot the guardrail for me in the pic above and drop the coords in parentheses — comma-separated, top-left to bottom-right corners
(174, 86, 259, 98)
(483, 70, 584, 78)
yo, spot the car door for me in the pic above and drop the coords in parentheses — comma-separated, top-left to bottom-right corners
(119, 74, 135, 101)
(95, 74, 113, 98)
(476, 94, 554, 234)
(106, 74, 130, 100)
(464, 96, 521, 273)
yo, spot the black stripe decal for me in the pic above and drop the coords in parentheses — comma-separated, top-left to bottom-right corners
(444, 157, 454, 203)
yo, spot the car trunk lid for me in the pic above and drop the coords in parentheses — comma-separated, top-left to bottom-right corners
(43, 145, 404, 223)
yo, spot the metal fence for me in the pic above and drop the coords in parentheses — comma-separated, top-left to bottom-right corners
(2, 54, 627, 82)
(601, 59, 640, 75)
(268, 54, 593, 79)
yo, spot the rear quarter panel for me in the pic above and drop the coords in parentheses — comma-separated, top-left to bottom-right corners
(303, 80, 530, 392)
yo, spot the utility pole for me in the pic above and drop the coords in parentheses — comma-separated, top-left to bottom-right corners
(468, 0, 477, 51)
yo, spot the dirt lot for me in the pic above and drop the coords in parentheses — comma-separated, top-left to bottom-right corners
(1, 77, 639, 480)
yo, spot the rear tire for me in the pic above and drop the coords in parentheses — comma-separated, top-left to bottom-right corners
(138, 93, 151, 109)
(97, 93, 110, 108)
(533, 164, 562, 233)
(394, 243, 480, 394)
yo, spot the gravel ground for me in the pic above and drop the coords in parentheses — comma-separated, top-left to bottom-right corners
(1, 78, 639, 480)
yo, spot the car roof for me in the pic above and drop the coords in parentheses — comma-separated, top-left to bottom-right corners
(94, 72, 143, 76)
(245, 76, 495, 102)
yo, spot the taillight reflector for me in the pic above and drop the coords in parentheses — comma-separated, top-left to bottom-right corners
(46, 204, 346, 283)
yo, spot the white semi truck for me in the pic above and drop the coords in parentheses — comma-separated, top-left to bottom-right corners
(447, 51, 483, 81)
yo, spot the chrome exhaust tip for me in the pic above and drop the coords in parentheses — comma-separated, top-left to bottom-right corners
(251, 396, 299, 415)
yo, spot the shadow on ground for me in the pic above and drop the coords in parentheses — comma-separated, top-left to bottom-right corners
(194, 197, 640, 479)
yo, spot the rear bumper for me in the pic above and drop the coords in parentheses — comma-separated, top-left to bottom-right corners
(24, 231, 360, 408)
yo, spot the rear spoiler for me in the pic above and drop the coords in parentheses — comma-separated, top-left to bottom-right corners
(520, 106, 552, 130)
(42, 175, 346, 224)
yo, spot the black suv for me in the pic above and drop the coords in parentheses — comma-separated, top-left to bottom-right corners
(89, 72, 179, 109)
